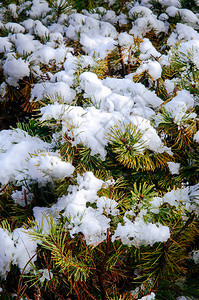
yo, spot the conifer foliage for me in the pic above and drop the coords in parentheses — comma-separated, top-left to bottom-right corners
(0, 0, 199, 299)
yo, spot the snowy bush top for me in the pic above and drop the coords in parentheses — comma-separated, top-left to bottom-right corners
(0, 0, 199, 298)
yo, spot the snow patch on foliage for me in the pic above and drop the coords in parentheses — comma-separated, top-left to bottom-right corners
(33, 171, 170, 247)
(31, 81, 76, 103)
(66, 13, 117, 58)
(139, 292, 156, 300)
(0, 129, 74, 185)
(167, 162, 180, 174)
(113, 216, 170, 247)
(3, 57, 30, 86)
(0, 228, 37, 278)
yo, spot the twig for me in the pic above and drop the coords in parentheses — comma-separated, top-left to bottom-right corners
(118, 44, 125, 76)
(43, 252, 65, 300)
(78, 281, 98, 300)
(35, 280, 42, 300)
(25, 293, 31, 300)
(74, 282, 83, 300)
(68, 276, 81, 300)
(127, 46, 132, 75)
(101, 229, 111, 270)
(0, 181, 11, 193)
(80, 234, 96, 267)
(164, 213, 196, 250)
(97, 229, 111, 300)
(17, 250, 40, 300)
(24, 188, 29, 217)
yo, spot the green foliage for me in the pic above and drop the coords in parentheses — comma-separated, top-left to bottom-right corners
(106, 122, 147, 169)
(47, 0, 75, 20)
(134, 214, 199, 299)
(106, 122, 172, 172)
(169, 46, 199, 95)
(157, 108, 197, 152)
(30, 218, 92, 282)
(181, 0, 199, 12)
(26, 217, 130, 299)
(16, 119, 55, 142)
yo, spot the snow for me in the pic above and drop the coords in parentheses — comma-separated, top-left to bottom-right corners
(135, 60, 162, 80)
(0, 129, 74, 185)
(33, 206, 52, 233)
(39, 269, 53, 282)
(102, 77, 163, 109)
(167, 162, 180, 174)
(139, 38, 161, 60)
(167, 23, 199, 46)
(149, 186, 197, 213)
(25, 151, 75, 185)
(112, 216, 170, 247)
(11, 187, 34, 207)
(177, 297, 193, 300)
(179, 8, 199, 25)
(0, 229, 15, 278)
(191, 250, 199, 264)
(150, 197, 163, 214)
(26, 0, 50, 18)
(166, 6, 179, 17)
(32, 171, 170, 247)
(0, 37, 12, 53)
(65, 13, 117, 58)
(0, 129, 48, 184)
(178, 39, 199, 56)
(39, 99, 171, 158)
(0, 227, 37, 278)
(3, 57, 30, 86)
(139, 292, 156, 300)
(164, 79, 175, 94)
(31, 81, 76, 103)
(30, 45, 69, 64)
(194, 131, 199, 143)
(37, 172, 113, 245)
(163, 188, 189, 207)
(22, 18, 35, 32)
(34, 20, 49, 38)
(164, 90, 195, 124)
(8, 4, 18, 18)
(12, 228, 37, 272)
(176, 23, 199, 41)
(129, 115, 172, 154)
(5, 22, 25, 33)
(0, 0, 198, 288)
(129, 5, 167, 37)
(10, 33, 42, 55)
(40, 104, 121, 159)
(118, 32, 134, 47)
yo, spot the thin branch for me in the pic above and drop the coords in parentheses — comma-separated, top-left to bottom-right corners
(0, 181, 11, 193)
(43, 252, 65, 300)
(117, 44, 125, 76)
(17, 250, 40, 300)
(78, 281, 98, 300)
(127, 45, 132, 75)
(97, 229, 111, 300)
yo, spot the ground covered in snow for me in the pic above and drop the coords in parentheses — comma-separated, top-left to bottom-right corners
(0, 0, 199, 299)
